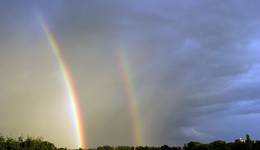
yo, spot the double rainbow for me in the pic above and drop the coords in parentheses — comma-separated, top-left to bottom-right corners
(37, 13, 143, 148)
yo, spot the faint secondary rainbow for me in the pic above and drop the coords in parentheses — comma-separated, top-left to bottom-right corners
(117, 49, 142, 146)
(37, 15, 87, 149)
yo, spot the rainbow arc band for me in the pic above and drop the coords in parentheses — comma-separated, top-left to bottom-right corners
(117, 49, 142, 146)
(38, 15, 87, 149)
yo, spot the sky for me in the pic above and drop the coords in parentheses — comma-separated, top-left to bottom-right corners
(1, 0, 260, 148)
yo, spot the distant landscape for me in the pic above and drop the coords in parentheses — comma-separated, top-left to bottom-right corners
(0, 134, 259, 150)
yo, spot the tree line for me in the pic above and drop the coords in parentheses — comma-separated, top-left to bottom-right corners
(0, 134, 260, 150)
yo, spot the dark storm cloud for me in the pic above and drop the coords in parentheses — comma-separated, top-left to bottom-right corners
(1, 0, 260, 148)
(134, 1, 260, 145)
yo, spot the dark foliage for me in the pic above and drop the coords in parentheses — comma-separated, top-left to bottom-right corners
(0, 136, 57, 150)
(0, 134, 259, 150)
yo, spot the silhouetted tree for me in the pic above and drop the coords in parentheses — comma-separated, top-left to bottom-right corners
(197, 144, 209, 150)
(161, 145, 170, 150)
(172, 147, 182, 150)
(231, 140, 246, 150)
(185, 141, 202, 150)
(210, 140, 230, 150)
(253, 140, 260, 150)
(0, 134, 260, 150)
(245, 134, 253, 150)
(115, 146, 134, 150)
(136, 146, 146, 150)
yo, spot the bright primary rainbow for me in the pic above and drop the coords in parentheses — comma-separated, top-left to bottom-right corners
(37, 15, 87, 149)
(117, 49, 142, 146)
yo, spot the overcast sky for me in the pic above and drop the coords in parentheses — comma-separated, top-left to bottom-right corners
(1, 0, 260, 148)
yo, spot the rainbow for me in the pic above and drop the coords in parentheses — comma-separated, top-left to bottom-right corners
(37, 15, 87, 149)
(117, 49, 142, 146)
